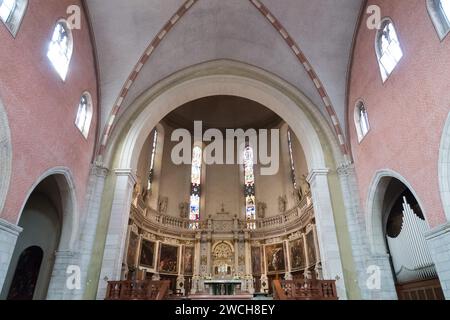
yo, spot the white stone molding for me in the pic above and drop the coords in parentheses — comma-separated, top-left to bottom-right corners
(96, 169, 136, 299)
(426, 222, 450, 299)
(0, 219, 22, 294)
(307, 168, 347, 299)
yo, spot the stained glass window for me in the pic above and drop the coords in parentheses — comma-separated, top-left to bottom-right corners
(189, 146, 202, 229)
(428, 0, 450, 39)
(147, 129, 158, 191)
(75, 94, 93, 138)
(244, 142, 256, 229)
(47, 21, 73, 80)
(355, 102, 370, 142)
(376, 20, 403, 82)
(287, 130, 298, 191)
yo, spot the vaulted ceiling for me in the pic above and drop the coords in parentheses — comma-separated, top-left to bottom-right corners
(85, 0, 363, 148)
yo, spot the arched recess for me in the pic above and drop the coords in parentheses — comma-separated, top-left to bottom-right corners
(1, 169, 78, 300)
(366, 169, 428, 255)
(92, 60, 355, 300)
(366, 169, 444, 300)
(0, 97, 12, 215)
(104, 60, 344, 170)
(16, 168, 78, 252)
(438, 112, 450, 222)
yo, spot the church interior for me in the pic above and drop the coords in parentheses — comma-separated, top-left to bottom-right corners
(0, 0, 450, 301)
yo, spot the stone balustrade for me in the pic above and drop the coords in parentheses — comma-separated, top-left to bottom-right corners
(131, 192, 313, 234)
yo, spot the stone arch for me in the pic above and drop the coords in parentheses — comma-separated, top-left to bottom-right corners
(16, 167, 78, 252)
(438, 111, 450, 221)
(94, 60, 352, 300)
(2, 169, 78, 299)
(104, 60, 344, 172)
(366, 169, 428, 255)
(0, 97, 12, 215)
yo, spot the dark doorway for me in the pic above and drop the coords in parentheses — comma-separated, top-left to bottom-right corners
(7, 246, 44, 300)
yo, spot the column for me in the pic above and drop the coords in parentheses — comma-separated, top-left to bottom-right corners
(46, 251, 78, 300)
(284, 240, 293, 280)
(96, 169, 136, 299)
(73, 165, 109, 300)
(177, 246, 185, 295)
(366, 254, 398, 300)
(337, 163, 374, 299)
(191, 232, 201, 294)
(152, 241, 161, 281)
(206, 233, 212, 278)
(244, 231, 254, 293)
(307, 169, 347, 299)
(426, 222, 450, 299)
(302, 233, 310, 278)
(233, 232, 239, 276)
(0, 219, 22, 294)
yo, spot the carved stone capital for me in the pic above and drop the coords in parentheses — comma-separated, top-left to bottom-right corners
(336, 163, 355, 177)
(91, 164, 109, 178)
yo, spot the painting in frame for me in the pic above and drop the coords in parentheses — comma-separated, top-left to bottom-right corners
(159, 243, 179, 274)
(139, 238, 156, 269)
(265, 243, 286, 274)
(289, 237, 306, 271)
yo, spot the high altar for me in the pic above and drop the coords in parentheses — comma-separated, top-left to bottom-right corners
(124, 190, 321, 297)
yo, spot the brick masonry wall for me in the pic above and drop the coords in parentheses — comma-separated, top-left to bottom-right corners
(348, 0, 450, 227)
(0, 0, 98, 223)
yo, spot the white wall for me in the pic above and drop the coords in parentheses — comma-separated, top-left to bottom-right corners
(158, 126, 191, 217)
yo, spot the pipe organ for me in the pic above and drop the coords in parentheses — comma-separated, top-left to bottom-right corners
(387, 197, 437, 284)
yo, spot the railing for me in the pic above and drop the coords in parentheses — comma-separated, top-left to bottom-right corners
(132, 193, 313, 233)
(273, 278, 338, 301)
(105, 280, 171, 300)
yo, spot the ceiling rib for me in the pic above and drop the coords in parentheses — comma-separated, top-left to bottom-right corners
(96, 0, 349, 160)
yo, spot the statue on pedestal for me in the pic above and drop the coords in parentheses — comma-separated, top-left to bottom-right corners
(158, 196, 168, 214)
(299, 175, 311, 198)
(257, 202, 267, 218)
(179, 201, 189, 219)
(278, 195, 287, 213)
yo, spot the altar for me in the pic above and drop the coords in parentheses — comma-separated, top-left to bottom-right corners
(203, 280, 243, 296)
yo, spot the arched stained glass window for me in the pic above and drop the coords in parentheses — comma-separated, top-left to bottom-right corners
(287, 130, 298, 191)
(244, 142, 256, 230)
(47, 20, 73, 81)
(428, 0, 450, 39)
(376, 19, 403, 82)
(354, 101, 370, 142)
(147, 129, 158, 191)
(189, 146, 202, 229)
(75, 93, 93, 138)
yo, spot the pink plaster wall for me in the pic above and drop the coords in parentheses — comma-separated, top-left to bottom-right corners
(0, 0, 98, 223)
(348, 0, 450, 227)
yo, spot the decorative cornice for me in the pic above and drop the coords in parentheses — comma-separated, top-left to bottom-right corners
(425, 222, 450, 241)
(91, 164, 109, 178)
(114, 169, 137, 186)
(307, 169, 330, 184)
(0, 218, 22, 237)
